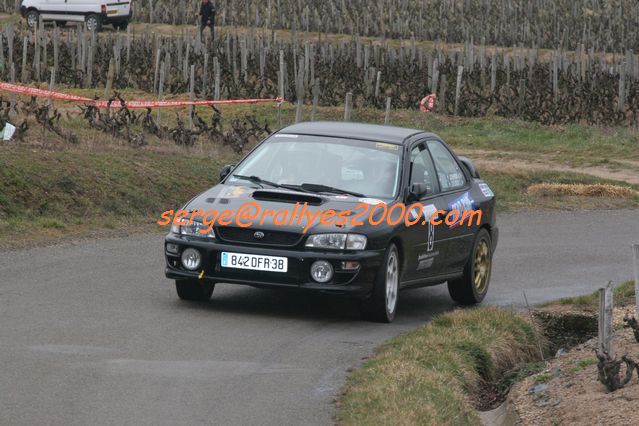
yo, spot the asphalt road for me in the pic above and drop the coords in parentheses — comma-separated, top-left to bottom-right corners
(1, 209, 637, 425)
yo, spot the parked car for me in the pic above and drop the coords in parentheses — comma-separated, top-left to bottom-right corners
(20, 0, 132, 31)
(164, 122, 498, 322)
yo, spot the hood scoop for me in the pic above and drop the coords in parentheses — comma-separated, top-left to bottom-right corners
(252, 190, 323, 205)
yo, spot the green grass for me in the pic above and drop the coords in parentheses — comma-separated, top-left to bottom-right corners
(336, 307, 545, 426)
(576, 358, 597, 369)
(538, 280, 635, 308)
(0, 148, 235, 246)
(534, 373, 553, 384)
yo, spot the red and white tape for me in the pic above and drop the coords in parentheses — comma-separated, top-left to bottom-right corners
(0, 82, 95, 102)
(0, 81, 284, 109)
(93, 97, 284, 109)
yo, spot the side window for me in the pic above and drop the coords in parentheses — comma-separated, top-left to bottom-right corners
(409, 145, 439, 196)
(427, 140, 466, 192)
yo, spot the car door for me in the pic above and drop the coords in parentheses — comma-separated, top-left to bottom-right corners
(425, 138, 477, 273)
(39, 0, 67, 20)
(401, 142, 450, 282)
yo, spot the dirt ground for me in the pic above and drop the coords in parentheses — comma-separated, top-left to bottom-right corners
(510, 306, 639, 426)
(456, 149, 639, 186)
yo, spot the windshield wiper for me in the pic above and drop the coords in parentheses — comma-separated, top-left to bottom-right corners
(300, 183, 365, 198)
(232, 175, 312, 193)
(232, 174, 283, 189)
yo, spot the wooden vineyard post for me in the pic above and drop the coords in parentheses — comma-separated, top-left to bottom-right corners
(47, 67, 55, 107)
(278, 50, 284, 127)
(311, 78, 319, 121)
(454, 65, 463, 116)
(153, 48, 161, 95)
(375, 71, 382, 99)
(188, 64, 195, 130)
(104, 58, 115, 100)
(384, 97, 391, 124)
(344, 92, 353, 121)
(10, 63, 16, 112)
(202, 52, 209, 97)
(20, 36, 27, 82)
(598, 281, 614, 358)
(213, 56, 220, 100)
(157, 63, 165, 126)
(295, 56, 304, 123)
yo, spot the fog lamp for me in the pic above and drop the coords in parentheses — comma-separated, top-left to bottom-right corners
(181, 248, 202, 271)
(310, 260, 334, 283)
(166, 243, 179, 254)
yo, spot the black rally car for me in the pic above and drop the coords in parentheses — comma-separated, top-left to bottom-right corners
(164, 122, 498, 322)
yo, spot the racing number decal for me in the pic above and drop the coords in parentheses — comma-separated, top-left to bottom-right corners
(422, 204, 437, 252)
(427, 221, 434, 252)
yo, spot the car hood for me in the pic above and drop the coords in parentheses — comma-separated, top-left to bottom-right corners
(185, 184, 394, 234)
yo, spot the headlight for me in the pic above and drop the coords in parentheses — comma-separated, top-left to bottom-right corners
(305, 233, 367, 250)
(172, 221, 215, 239)
(346, 234, 367, 250)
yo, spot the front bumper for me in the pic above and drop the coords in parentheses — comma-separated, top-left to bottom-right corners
(164, 234, 385, 298)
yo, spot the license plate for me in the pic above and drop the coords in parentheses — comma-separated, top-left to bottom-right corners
(220, 252, 288, 273)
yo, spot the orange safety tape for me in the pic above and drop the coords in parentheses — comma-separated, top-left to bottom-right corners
(0, 81, 284, 109)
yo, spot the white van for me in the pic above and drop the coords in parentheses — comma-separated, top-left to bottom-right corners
(20, 0, 132, 31)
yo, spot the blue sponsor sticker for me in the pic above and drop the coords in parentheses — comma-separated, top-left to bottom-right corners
(448, 192, 476, 212)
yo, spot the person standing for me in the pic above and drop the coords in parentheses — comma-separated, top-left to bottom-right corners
(198, 0, 216, 41)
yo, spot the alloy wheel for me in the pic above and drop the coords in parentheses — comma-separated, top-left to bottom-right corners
(385, 249, 399, 313)
(473, 239, 491, 294)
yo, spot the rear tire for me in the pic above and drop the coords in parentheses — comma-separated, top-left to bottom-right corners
(175, 279, 214, 301)
(447, 228, 492, 305)
(85, 14, 102, 32)
(26, 10, 39, 28)
(361, 243, 400, 323)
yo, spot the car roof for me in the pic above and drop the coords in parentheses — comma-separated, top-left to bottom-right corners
(277, 121, 432, 145)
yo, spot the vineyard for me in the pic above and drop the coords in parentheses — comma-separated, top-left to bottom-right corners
(4, 0, 639, 52)
(0, 21, 638, 130)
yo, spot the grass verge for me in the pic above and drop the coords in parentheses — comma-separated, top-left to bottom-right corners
(0, 148, 235, 248)
(336, 307, 546, 425)
(538, 280, 635, 309)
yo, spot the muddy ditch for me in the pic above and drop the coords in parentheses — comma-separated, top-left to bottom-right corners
(476, 307, 598, 412)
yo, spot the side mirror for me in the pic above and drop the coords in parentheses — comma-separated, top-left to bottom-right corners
(408, 182, 429, 201)
(458, 156, 480, 179)
(219, 164, 235, 182)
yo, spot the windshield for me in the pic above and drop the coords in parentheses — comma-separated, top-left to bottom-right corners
(227, 134, 403, 199)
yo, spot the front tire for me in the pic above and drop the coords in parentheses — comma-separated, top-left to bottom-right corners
(361, 243, 400, 323)
(175, 279, 214, 301)
(85, 14, 102, 32)
(447, 228, 492, 305)
(26, 10, 39, 28)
